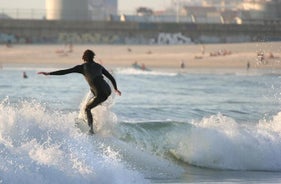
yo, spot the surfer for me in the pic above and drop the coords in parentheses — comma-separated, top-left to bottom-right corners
(38, 49, 121, 134)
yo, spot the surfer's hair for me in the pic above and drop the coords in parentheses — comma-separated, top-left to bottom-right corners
(83, 49, 95, 60)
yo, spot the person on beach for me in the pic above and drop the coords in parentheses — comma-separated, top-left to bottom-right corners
(38, 49, 121, 134)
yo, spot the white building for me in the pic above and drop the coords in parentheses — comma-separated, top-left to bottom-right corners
(46, 0, 118, 21)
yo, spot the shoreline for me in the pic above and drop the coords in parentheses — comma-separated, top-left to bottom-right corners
(0, 42, 280, 71)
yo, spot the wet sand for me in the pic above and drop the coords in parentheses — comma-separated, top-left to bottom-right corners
(0, 42, 280, 70)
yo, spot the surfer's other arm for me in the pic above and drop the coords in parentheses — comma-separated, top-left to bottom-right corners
(102, 68, 122, 96)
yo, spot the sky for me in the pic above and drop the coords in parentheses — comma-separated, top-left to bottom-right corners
(0, 0, 171, 13)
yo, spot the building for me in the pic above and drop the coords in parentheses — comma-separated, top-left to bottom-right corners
(239, 0, 281, 24)
(89, 0, 118, 20)
(46, 0, 118, 21)
(46, 0, 89, 20)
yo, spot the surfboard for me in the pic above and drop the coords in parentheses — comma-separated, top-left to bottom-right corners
(169, 149, 181, 160)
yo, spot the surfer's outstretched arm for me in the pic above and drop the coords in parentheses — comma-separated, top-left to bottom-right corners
(37, 72, 50, 75)
(38, 65, 83, 76)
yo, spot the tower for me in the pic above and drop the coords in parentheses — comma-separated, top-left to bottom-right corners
(46, 0, 89, 20)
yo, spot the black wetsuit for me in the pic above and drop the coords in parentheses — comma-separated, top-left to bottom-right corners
(49, 62, 118, 128)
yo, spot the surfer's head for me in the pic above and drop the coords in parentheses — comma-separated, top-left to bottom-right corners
(82, 49, 95, 62)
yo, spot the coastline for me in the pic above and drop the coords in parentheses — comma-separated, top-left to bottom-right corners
(0, 42, 280, 71)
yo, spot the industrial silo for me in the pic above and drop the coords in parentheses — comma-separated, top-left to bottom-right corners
(46, 0, 89, 20)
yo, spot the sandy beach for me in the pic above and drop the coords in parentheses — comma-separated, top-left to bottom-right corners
(0, 42, 280, 70)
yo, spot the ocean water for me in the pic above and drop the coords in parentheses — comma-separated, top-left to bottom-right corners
(1, 66, 281, 183)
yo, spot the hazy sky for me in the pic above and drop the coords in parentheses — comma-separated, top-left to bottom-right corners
(1, 0, 171, 12)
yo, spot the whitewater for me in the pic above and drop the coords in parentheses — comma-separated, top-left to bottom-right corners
(1, 67, 281, 183)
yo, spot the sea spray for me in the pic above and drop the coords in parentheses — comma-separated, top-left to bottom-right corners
(78, 91, 118, 135)
(77, 92, 184, 179)
(0, 99, 149, 184)
(116, 67, 178, 76)
(170, 113, 281, 171)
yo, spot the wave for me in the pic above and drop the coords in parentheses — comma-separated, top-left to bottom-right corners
(77, 92, 184, 179)
(115, 67, 178, 76)
(117, 113, 281, 171)
(0, 96, 184, 183)
(1, 96, 281, 184)
(0, 98, 150, 184)
(114, 67, 281, 78)
(78, 91, 281, 172)
(168, 113, 281, 171)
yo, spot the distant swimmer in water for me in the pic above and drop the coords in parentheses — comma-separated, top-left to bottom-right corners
(23, 71, 28, 79)
(38, 49, 122, 134)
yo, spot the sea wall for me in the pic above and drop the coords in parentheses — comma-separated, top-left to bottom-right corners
(0, 19, 280, 44)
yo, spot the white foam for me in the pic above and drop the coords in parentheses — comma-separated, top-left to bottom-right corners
(78, 91, 118, 136)
(0, 99, 149, 184)
(116, 67, 177, 76)
(170, 113, 281, 171)
(77, 92, 184, 179)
